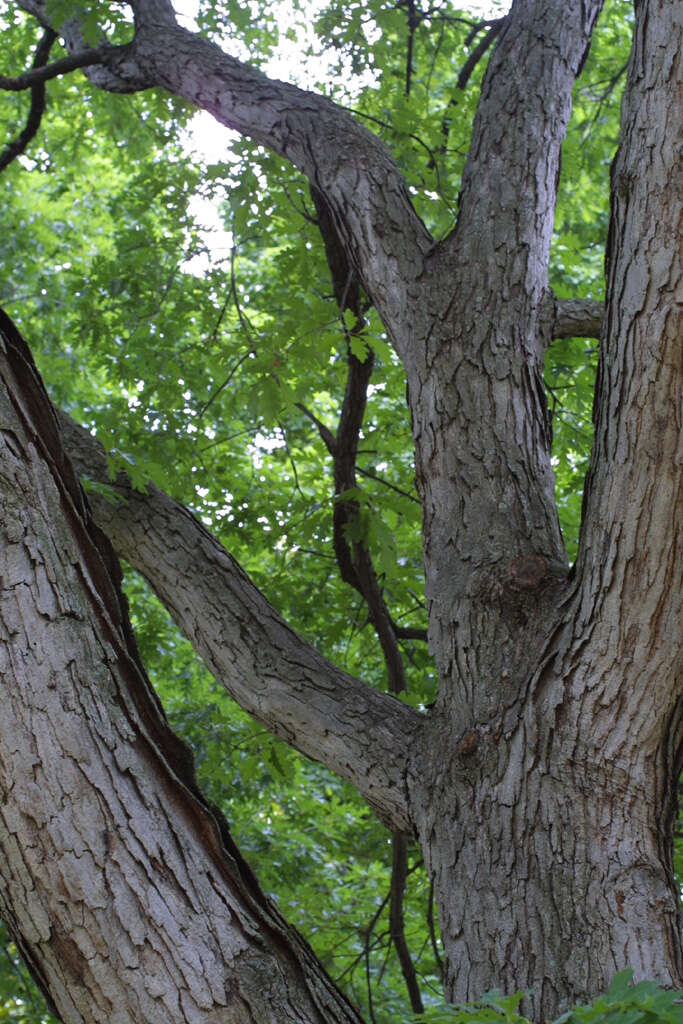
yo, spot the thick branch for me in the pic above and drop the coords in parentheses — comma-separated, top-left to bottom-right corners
(57, 408, 420, 834)
(0, 44, 110, 90)
(552, 297, 604, 340)
(19, 0, 433, 373)
(0, 307, 368, 1024)
(407, 0, 603, 703)
(573, 0, 682, 736)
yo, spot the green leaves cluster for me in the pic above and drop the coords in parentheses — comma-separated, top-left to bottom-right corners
(414, 974, 683, 1024)
(0, 927, 56, 1023)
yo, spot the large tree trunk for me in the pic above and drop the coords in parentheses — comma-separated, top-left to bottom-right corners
(0, 314, 366, 1024)
(406, 0, 683, 1013)
(1, 0, 681, 1019)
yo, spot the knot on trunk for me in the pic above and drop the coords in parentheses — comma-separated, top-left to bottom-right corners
(506, 554, 554, 591)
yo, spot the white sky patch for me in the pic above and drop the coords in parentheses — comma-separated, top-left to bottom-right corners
(248, 430, 287, 469)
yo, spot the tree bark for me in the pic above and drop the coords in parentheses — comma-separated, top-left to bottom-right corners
(1, 0, 681, 1019)
(406, 0, 683, 1013)
(57, 410, 419, 835)
(0, 314, 367, 1024)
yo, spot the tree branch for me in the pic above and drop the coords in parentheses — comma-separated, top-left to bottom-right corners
(437, 18, 505, 155)
(0, 44, 110, 91)
(0, 27, 56, 174)
(392, 623, 428, 642)
(572, 0, 682, 737)
(0, 306, 368, 1024)
(308, 187, 409, 701)
(307, 184, 425, 1009)
(356, 465, 421, 505)
(552, 297, 604, 339)
(19, 0, 433, 365)
(296, 402, 337, 455)
(56, 408, 420, 834)
(401, 0, 604, 703)
(16, 0, 153, 92)
(390, 834, 424, 1013)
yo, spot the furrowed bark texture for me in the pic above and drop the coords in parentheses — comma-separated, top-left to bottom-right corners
(406, 0, 683, 1012)
(409, 0, 604, 705)
(58, 412, 418, 834)
(0, 315, 368, 1024)
(564, 0, 683, 979)
(4, 0, 682, 1018)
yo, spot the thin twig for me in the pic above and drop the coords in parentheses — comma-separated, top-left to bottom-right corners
(438, 18, 505, 154)
(356, 465, 420, 504)
(390, 833, 424, 1013)
(199, 247, 253, 415)
(277, 420, 307, 501)
(393, 623, 428, 642)
(296, 402, 337, 455)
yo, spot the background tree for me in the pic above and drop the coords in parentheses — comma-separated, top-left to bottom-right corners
(0, 0, 680, 1021)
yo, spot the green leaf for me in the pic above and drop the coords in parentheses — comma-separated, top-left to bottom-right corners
(349, 332, 370, 362)
(607, 971, 636, 1002)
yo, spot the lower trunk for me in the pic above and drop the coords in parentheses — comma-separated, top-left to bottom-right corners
(0, 311, 366, 1024)
(410, 675, 683, 1019)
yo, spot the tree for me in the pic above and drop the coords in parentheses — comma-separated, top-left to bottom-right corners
(0, 0, 680, 1020)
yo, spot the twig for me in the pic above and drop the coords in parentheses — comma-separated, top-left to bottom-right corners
(393, 623, 428, 642)
(390, 833, 424, 1013)
(296, 402, 337, 455)
(277, 420, 307, 501)
(438, 18, 505, 155)
(199, 247, 253, 415)
(356, 465, 420, 504)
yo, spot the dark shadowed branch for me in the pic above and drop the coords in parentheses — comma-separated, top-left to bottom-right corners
(0, 42, 110, 92)
(0, 27, 57, 173)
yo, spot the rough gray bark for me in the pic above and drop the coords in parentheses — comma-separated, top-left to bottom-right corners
(1, 0, 681, 1020)
(407, 0, 683, 1010)
(58, 412, 419, 835)
(553, 297, 604, 340)
(0, 312, 367, 1024)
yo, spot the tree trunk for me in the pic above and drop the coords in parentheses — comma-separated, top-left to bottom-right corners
(411, 647, 682, 1015)
(0, 315, 366, 1024)
(1, 0, 681, 1019)
(408, 0, 683, 1012)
